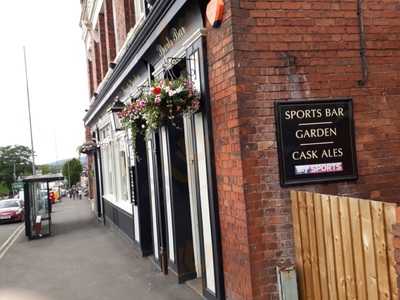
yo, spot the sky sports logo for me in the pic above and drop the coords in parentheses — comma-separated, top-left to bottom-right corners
(295, 162, 343, 175)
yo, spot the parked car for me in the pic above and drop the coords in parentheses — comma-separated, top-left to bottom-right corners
(0, 199, 24, 223)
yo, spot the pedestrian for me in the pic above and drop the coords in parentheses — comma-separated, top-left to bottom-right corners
(72, 186, 76, 200)
(78, 189, 82, 200)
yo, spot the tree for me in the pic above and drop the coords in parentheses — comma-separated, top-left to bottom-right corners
(39, 164, 51, 175)
(0, 145, 34, 193)
(62, 158, 83, 187)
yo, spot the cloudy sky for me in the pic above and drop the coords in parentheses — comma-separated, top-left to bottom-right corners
(0, 1, 89, 165)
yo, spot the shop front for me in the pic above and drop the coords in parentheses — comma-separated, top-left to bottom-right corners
(83, 1, 224, 299)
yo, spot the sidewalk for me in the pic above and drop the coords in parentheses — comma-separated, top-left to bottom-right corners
(0, 197, 203, 300)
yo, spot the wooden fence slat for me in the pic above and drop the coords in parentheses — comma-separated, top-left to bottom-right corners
(330, 195, 347, 300)
(349, 197, 367, 300)
(314, 193, 330, 300)
(321, 194, 338, 300)
(291, 191, 306, 299)
(384, 203, 398, 300)
(292, 192, 398, 300)
(360, 200, 379, 299)
(339, 196, 357, 299)
(298, 191, 314, 299)
(371, 201, 391, 300)
(306, 192, 322, 300)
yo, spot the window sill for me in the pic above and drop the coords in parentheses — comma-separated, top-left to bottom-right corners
(103, 194, 133, 215)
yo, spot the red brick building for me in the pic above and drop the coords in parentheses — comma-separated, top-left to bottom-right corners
(81, 0, 400, 299)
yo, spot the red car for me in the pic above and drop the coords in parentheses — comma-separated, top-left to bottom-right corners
(0, 199, 24, 223)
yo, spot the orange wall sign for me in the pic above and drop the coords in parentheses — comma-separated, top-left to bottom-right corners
(206, 0, 224, 28)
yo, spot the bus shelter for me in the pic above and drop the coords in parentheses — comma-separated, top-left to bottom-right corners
(23, 174, 64, 239)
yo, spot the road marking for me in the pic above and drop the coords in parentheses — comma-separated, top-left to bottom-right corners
(0, 224, 24, 261)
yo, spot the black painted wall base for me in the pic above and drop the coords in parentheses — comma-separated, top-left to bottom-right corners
(104, 200, 134, 241)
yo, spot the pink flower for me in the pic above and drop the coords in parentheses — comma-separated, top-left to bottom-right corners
(192, 100, 200, 110)
(137, 99, 146, 108)
(155, 95, 161, 104)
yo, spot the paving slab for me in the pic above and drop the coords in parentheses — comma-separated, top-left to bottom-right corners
(0, 198, 203, 300)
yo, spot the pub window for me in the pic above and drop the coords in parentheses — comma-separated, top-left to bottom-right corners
(116, 135, 129, 202)
(99, 124, 114, 196)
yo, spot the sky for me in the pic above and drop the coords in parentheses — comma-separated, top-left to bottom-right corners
(0, 1, 89, 165)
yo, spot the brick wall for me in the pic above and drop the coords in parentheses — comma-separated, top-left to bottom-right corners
(112, 0, 132, 51)
(206, 2, 254, 299)
(98, 13, 109, 79)
(92, 40, 102, 89)
(104, 0, 116, 63)
(87, 59, 94, 96)
(124, 0, 135, 33)
(207, 0, 400, 299)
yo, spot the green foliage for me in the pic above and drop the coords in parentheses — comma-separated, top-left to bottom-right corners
(0, 182, 9, 197)
(118, 77, 200, 149)
(38, 164, 60, 175)
(62, 158, 83, 187)
(0, 145, 33, 193)
(39, 164, 51, 175)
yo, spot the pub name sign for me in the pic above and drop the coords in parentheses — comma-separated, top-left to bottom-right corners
(275, 99, 358, 186)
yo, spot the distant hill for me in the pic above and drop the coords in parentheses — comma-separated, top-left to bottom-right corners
(46, 156, 87, 168)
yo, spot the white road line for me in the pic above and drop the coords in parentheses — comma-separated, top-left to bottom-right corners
(0, 224, 23, 253)
(0, 224, 24, 260)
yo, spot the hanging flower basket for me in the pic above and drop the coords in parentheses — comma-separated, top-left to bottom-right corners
(142, 77, 200, 129)
(78, 141, 98, 154)
(117, 77, 200, 151)
(117, 98, 147, 150)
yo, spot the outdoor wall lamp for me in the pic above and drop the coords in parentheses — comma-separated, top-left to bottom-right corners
(110, 98, 125, 131)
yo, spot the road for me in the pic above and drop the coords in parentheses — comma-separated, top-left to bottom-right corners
(0, 221, 22, 247)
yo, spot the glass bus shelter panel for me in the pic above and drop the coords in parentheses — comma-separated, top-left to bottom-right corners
(30, 182, 51, 238)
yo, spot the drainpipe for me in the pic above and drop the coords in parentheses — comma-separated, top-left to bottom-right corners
(357, 0, 368, 86)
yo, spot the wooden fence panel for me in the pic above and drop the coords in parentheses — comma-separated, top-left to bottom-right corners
(306, 192, 321, 300)
(349, 197, 367, 300)
(291, 191, 398, 300)
(384, 203, 398, 300)
(339, 196, 357, 300)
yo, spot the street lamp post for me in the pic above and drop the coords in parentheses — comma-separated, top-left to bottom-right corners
(23, 46, 36, 175)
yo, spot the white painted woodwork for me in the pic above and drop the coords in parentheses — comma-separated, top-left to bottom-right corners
(147, 139, 159, 259)
(183, 116, 202, 277)
(161, 127, 175, 263)
(195, 113, 216, 293)
(134, 205, 140, 243)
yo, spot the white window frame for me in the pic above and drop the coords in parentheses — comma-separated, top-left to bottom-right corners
(115, 131, 130, 202)
(98, 117, 132, 214)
